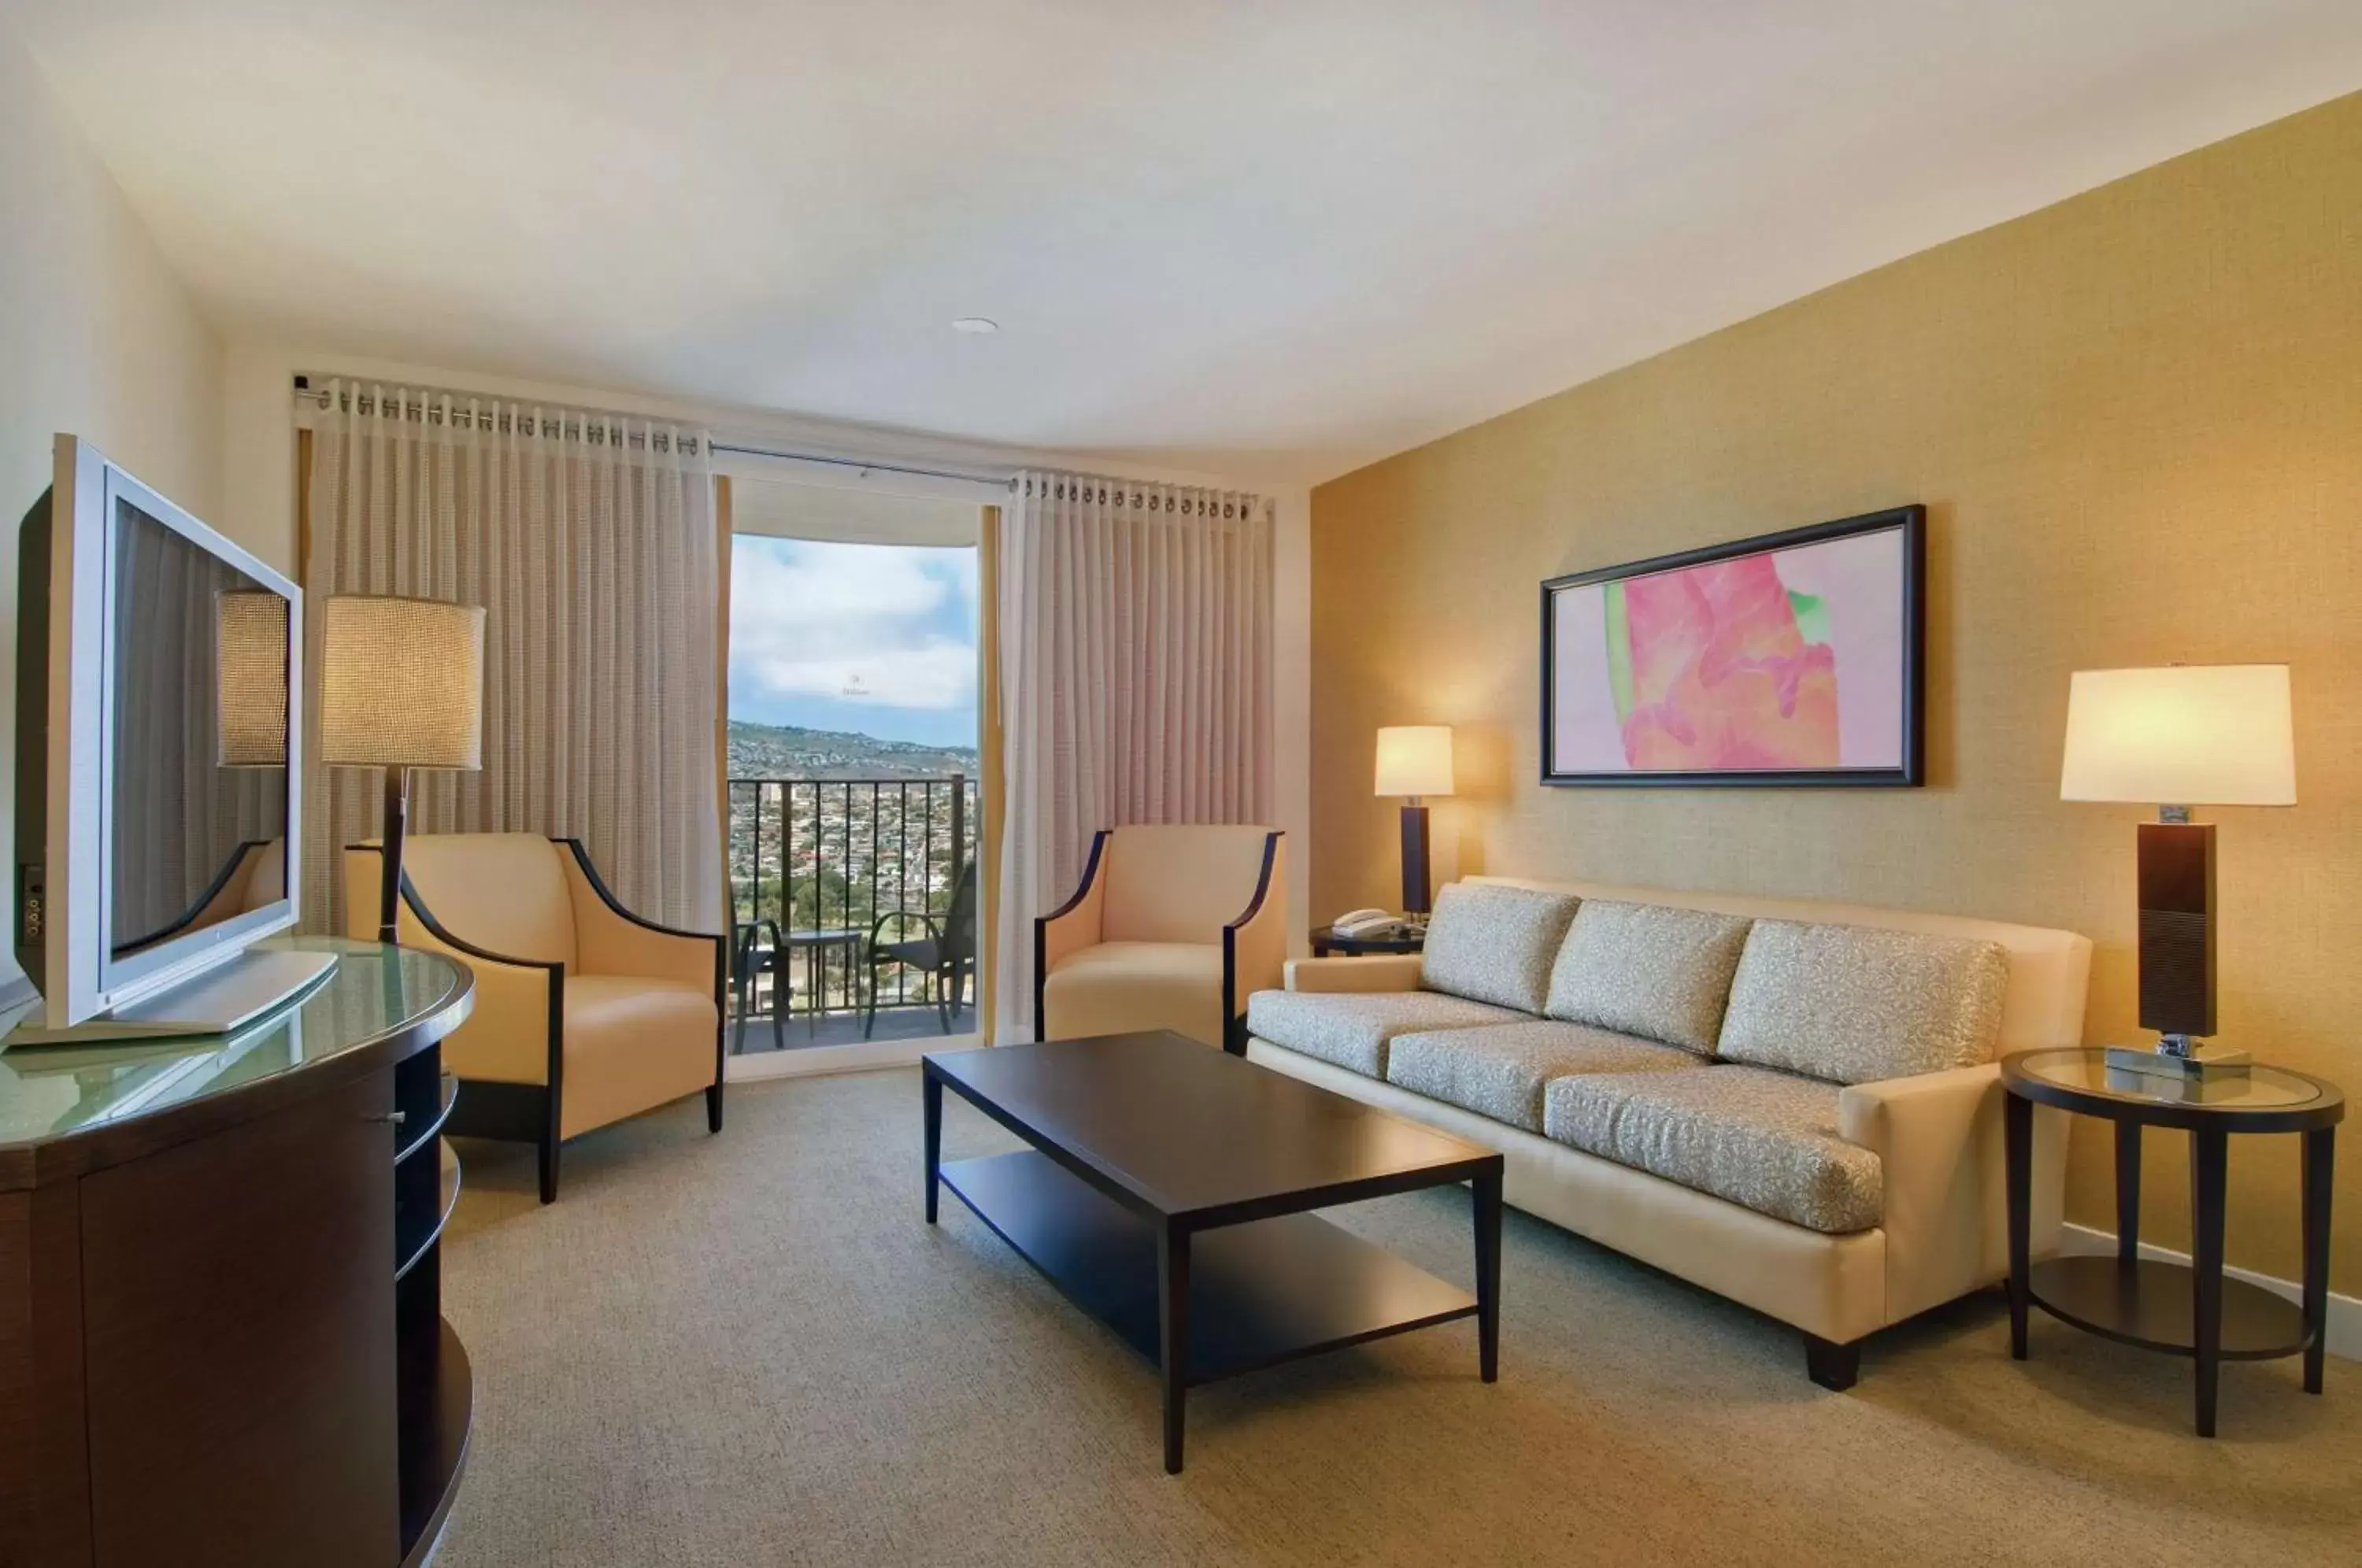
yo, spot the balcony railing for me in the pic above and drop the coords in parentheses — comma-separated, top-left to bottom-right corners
(726, 775, 978, 1037)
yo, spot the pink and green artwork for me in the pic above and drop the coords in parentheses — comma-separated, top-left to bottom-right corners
(1544, 509, 1921, 785)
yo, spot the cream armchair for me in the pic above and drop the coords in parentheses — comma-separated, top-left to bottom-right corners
(1035, 826, 1286, 1052)
(345, 833, 724, 1204)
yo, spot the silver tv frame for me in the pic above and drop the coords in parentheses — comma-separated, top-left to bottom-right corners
(41, 435, 305, 1030)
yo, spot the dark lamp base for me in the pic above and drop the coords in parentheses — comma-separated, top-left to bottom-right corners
(1398, 804, 1431, 916)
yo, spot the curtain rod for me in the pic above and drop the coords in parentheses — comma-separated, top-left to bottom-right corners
(289, 375, 1008, 485)
(707, 440, 1013, 486)
(291, 376, 1249, 497)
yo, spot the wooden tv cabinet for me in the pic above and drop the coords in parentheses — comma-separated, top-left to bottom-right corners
(0, 939, 475, 1567)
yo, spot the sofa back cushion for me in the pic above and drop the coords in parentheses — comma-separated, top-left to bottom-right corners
(1716, 919, 2008, 1085)
(1419, 882, 1579, 1013)
(1545, 900, 1753, 1053)
(1462, 875, 2090, 1056)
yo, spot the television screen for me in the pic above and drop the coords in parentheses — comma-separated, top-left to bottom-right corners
(106, 494, 291, 964)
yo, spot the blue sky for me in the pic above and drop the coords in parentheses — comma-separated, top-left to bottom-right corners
(727, 537, 979, 749)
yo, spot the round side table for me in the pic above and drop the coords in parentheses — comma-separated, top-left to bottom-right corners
(1309, 923, 1426, 958)
(2002, 1047, 2342, 1437)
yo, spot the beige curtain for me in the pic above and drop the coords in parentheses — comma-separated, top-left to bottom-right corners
(977, 503, 1002, 1042)
(302, 380, 723, 934)
(992, 472, 1274, 1041)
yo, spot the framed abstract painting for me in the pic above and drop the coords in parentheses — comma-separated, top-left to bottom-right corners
(1541, 505, 1924, 788)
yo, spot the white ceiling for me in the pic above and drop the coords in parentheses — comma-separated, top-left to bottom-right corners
(15, 2, 2362, 486)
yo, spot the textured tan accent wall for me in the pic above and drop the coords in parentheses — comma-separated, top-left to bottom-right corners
(1312, 92, 2362, 1292)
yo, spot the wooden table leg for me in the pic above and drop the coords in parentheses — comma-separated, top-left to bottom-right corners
(2190, 1126, 2230, 1437)
(1158, 1223, 1192, 1474)
(1473, 1164, 1502, 1383)
(2303, 1126, 2334, 1396)
(2114, 1121, 2142, 1267)
(922, 1067, 942, 1225)
(2005, 1091, 2033, 1360)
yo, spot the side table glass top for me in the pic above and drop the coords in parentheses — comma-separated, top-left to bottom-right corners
(2008, 1046, 2328, 1114)
(0, 937, 470, 1148)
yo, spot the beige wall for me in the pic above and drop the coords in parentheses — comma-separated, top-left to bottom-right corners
(0, 23, 224, 989)
(1312, 91, 2362, 1292)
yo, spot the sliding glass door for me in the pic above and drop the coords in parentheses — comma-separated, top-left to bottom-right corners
(721, 505, 983, 1066)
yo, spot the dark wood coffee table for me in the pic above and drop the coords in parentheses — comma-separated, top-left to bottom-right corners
(923, 1031, 1504, 1473)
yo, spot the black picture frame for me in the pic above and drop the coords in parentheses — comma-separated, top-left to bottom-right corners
(1539, 505, 1925, 789)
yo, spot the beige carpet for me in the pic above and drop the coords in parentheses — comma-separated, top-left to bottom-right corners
(436, 1068, 2362, 1567)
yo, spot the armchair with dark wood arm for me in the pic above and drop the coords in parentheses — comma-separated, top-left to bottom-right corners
(345, 832, 724, 1203)
(1033, 826, 1285, 1052)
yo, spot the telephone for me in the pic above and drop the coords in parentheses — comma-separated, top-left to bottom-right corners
(1332, 908, 1409, 939)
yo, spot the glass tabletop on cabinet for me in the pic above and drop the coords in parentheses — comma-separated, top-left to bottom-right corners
(2004, 1046, 2341, 1122)
(0, 937, 470, 1148)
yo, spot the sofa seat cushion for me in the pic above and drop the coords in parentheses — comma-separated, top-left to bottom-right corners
(1542, 1066, 1884, 1234)
(1246, 989, 1523, 1078)
(1385, 1020, 1699, 1133)
(1545, 899, 1753, 1053)
(1419, 882, 1582, 1013)
(1717, 919, 2010, 1085)
(561, 975, 718, 1139)
(1042, 941, 1225, 1049)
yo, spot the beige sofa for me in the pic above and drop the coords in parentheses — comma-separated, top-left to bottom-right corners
(1245, 876, 2090, 1388)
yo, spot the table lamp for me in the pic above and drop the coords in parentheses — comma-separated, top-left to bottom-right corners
(2060, 664, 2294, 1078)
(216, 590, 290, 767)
(319, 594, 485, 944)
(1375, 725, 1453, 925)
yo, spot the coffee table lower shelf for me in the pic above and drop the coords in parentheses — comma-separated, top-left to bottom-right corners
(939, 1149, 1479, 1388)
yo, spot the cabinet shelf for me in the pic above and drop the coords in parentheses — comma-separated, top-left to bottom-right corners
(395, 1074, 459, 1166)
(398, 1318, 473, 1567)
(396, 1141, 461, 1284)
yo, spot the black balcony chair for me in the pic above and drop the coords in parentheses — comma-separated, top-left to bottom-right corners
(861, 859, 978, 1037)
(731, 916, 789, 1053)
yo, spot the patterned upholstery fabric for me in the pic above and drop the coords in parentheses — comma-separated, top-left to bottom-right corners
(1717, 919, 2010, 1085)
(1545, 900, 1753, 1053)
(1418, 882, 1581, 1013)
(1542, 1067, 1885, 1234)
(1385, 1020, 1698, 1133)
(1246, 988, 1523, 1078)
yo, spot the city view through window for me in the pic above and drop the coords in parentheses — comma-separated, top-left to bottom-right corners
(727, 535, 980, 1038)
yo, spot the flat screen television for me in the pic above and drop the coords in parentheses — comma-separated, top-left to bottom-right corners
(13, 435, 324, 1038)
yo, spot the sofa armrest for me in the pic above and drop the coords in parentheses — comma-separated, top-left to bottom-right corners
(1838, 1062, 2070, 1326)
(1285, 954, 1424, 993)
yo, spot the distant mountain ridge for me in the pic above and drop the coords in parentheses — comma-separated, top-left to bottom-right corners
(727, 719, 978, 781)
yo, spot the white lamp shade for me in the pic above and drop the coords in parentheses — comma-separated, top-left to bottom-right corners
(318, 594, 486, 770)
(2060, 665, 2294, 806)
(1375, 725, 1454, 798)
(217, 590, 289, 767)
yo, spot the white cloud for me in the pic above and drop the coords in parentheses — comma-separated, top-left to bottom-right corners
(737, 638, 976, 709)
(729, 539, 976, 711)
